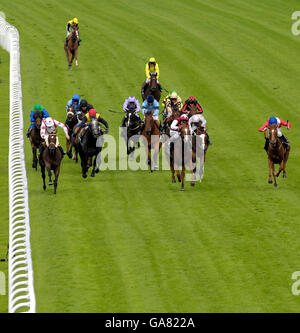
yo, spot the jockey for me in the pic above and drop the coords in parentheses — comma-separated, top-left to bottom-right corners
(40, 117, 70, 158)
(142, 95, 161, 131)
(168, 114, 189, 148)
(81, 109, 109, 133)
(259, 116, 291, 151)
(26, 104, 50, 138)
(162, 91, 183, 133)
(189, 113, 212, 145)
(121, 96, 141, 127)
(65, 17, 80, 46)
(72, 101, 95, 137)
(182, 96, 203, 114)
(66, 94, 81, 112)
(141, 57, 162, 98)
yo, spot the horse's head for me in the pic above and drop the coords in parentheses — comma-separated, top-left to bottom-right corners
(47, 134, 57, 156)
(268, 123, 278, 148)
(89, 119, 102, 138)
(149, 72, 158, 91)
(34, 111, 43, 130)
(144, 110, 154, 136)
(180, 121, 191, 143)
(66, 105, 76, 121)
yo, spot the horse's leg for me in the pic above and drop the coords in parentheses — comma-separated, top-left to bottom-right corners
(40, 162, 46, 191)
(148, 145, 152, 171)
(268, 158, 273, 184)
(66, 139, 71, 158)
(170, 148, 176, 183)
(153, 140, 159, 170)
(53, 167, 60, 194)
(32, 145, 37, 170)
(181, 167, 185, 191)
(91, 156, 97, 177)
(75, 48, 78, 66)
(276, 160, 284, 178)
(46, 166, 53, 186)
(272, 163, 278, 188)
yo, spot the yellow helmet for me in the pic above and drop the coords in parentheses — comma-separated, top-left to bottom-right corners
(149, 57, 156, 63)
(73, 18, 79, 24)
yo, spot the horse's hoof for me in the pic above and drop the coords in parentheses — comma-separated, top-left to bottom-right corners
(268, 180, 273, 184)
(82, 174, 87, 178)
(274, 184, 278, 189)
(154, 165, 159, 171)
(283, 174, 287, 178)
(191, 183, 195, 187)
(172, 179, 176, 183)
(95, 169, 99, 174)
(91, 173, 95, 178)
(181, 188, 185, 191)
(49, 181, 53, 186)
(43, 186, 46, 191)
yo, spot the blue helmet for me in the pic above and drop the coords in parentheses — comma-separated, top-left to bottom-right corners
(269, 117, 277, 125)
(147, 95, 154, 103)
(72, 94, 80, 101)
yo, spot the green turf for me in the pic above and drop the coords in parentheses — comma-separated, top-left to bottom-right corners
(1, 0, 300, 312)
(0, 48, 9, 312)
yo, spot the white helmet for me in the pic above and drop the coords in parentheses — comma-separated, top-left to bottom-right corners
(45, 117, 55, 132)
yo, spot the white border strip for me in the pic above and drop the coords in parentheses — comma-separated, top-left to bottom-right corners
(0, 16, 36, 313)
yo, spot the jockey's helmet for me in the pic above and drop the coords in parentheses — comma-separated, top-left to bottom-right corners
(73, 18, 79, 24)
(80, 99, 88, 107)
(149, 57, 156, 64)
(89, 109, 97, 117)
(188, 96, 196, 103)
(72, 94, 80, 102)
(147, 95, 154, 104)
(45, 117, 55, 132)
(180, 115, 189, 122)
(269, 117, 277, 125)
(33, 104, 43, 111)
(170, 91, 178, 100)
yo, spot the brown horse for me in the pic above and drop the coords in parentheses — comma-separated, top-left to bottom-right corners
(143, 73, 161, 102)
(192, 125, 209, 183)
(29, 110, 43, 170)
(64, 25, 79, 69)
(163, 104, 181, 137)
(167, 122, 195, 190)
(40, 133, 62, 194)
(265, 124, 290, 188)
(65, 105, 78, 159)
(142, 110, 161, 171)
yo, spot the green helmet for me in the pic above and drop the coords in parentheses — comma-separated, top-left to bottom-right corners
(33, 104, 43, 111)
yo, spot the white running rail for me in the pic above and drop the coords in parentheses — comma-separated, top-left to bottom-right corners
(0, 15, 36, 313)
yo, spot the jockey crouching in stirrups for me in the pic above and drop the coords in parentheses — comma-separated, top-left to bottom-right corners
(142, 95, 162, 132)
(39, 117, 70, 159)
(141, 57, 162, 99)
(65, 17, 80, 47)
(26, 104, 50, 138)
(167, 114, 189, 150)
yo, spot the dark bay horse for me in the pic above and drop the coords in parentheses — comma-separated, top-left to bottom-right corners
(163, 104, 181, 137)
(265, 124, 290, 188)
(65, 105, 78, 158)
(64, 25, 79, 69)
(123, 110, 141, 161)
(78, 119, 104, 178)
(29, 110, 43, 170)
(143, 73, 161, 102)
(40, 134, 62, 194)
(142, 110, 161, 171)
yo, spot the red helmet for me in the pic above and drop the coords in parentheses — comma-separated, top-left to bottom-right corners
(188, 96, 196, 103)
(89, 109, 97, 117)
(179, 115, 189, 122)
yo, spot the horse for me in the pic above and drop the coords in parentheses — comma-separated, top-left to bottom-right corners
(123, 110, 141, 161)
(265, 124, 290, 188)
(165, 121, 195, 190)
(143, 72, 161, 102)
(141, 110, 161, 171)
(78, 119, 104, 178)
(64, 25, 79, 69)
(28, 110, 43, 170)
(65, 105, 78, 159)
(163, 104, 181, 137)
(192, 123, 209, 183)
(40, 133, 62, 194)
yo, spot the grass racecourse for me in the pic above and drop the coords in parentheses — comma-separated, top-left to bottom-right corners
(1, 0, 300, 313)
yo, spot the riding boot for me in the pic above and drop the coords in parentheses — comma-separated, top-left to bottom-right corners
(207, 134, 212, 146)
(26, 128, 31, 138)
(58, 145, 65, 158)
(280, 135, 290, 150)
(264, 138, 269, 152)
